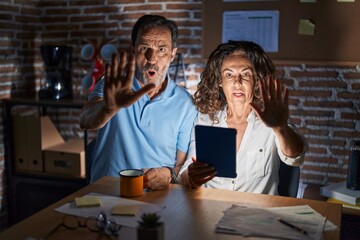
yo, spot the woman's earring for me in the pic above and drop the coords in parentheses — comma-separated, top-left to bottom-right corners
(219, 84, 222, 87)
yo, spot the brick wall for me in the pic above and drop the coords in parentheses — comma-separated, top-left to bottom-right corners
(0, 0, 42, 229)
(276, 64, 360, 184)
(0, 0, 359, 230)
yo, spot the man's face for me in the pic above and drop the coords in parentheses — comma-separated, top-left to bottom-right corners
(134, 26, 177, 86)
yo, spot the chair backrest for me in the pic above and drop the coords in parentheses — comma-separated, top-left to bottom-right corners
(85, 138, 96, 183)
(278, 161, 300, 197)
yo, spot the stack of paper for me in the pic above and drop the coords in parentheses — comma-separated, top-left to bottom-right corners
(216, 205, 337, 240)
(320, 181, 360, 205)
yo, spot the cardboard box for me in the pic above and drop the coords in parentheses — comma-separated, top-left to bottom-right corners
(12, 115, 65, 172)
(27, 116, 65, 172)
(44, 139, 85, 178)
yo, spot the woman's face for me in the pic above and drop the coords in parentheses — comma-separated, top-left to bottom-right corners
(220, 52, 255, 106)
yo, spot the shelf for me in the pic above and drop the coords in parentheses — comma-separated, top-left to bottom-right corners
(2, 96, 87, 108)
(2, 97, 89, 227)
(13, 170, 87, 182)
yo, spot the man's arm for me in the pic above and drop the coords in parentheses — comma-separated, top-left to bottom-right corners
(143, 150, 188, 190)
(79, 96, 119, 130)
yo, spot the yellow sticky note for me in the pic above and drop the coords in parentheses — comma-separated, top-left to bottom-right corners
(75, 197, 101, 208)
(111, 205, 139, 216)
(298, 19, 315, 35)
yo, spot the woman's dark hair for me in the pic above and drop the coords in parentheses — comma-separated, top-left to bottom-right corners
(194, 40, 275, 123)
(131, 14, 178, 48)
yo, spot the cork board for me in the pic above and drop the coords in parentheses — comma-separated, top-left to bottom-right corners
(202, 0, 360, 63)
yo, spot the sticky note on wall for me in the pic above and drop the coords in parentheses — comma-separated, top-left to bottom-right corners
(298, 19, 315, 35)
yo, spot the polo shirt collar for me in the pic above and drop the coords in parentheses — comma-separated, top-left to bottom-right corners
(133, 77, 176, 101)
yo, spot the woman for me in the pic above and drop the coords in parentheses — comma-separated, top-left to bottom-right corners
(179, 41, 306, 195)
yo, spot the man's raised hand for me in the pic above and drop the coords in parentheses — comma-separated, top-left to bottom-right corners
(104, 51, 155, 113)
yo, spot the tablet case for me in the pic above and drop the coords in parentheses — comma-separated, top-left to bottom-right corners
(195, 125, 237, 178)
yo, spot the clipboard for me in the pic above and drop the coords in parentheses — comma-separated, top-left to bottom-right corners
(195, 125, 237, 178)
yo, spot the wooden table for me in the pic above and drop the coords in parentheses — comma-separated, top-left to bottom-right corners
(0, 176, 341, 240)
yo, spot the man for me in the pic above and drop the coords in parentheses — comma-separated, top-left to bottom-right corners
(80, 15, 197, 190)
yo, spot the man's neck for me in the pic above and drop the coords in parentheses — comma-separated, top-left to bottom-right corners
(140, 78, 167, 100)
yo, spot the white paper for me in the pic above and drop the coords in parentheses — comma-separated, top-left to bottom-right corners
(269, 205, 337, 232)
(222, 10, 279, 52)
(216, 205, 337, 240)
(55, 193, 163, 228)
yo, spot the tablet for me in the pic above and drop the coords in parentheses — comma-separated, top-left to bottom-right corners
(195, 125, 237, 178)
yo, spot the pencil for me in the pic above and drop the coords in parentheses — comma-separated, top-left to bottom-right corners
(277, 218, 308, 235)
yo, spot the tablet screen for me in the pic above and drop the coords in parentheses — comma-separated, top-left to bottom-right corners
(195, 125, 237, 178)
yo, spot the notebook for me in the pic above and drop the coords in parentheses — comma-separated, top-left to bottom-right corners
(320, 181, 360, 205)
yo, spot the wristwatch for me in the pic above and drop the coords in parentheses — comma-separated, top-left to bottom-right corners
(165, 166, 177, 184)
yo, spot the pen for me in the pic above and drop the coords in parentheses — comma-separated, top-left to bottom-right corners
(277, 218, 308, 235)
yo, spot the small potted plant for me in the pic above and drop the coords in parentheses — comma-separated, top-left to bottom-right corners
(137, 213, 164, 240)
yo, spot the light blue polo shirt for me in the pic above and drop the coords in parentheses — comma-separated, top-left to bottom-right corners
(88, 77, 197, 182)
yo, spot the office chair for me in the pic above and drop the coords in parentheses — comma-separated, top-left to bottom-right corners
(278, 161, 300, 197)
(85, 138, 96, 183)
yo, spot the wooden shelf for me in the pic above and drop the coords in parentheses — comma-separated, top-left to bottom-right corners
(2, 97, 89, 227)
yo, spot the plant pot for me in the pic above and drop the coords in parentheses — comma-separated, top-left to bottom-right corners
(137, 223, 164, 240)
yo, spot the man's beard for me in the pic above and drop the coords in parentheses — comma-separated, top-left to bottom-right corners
(136, 64, 164, 86)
